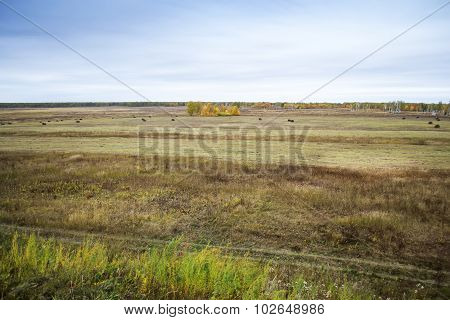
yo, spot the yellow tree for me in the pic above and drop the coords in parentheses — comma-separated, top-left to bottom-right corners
(229, 105, 240, 116)
(200, 103, 214, 116)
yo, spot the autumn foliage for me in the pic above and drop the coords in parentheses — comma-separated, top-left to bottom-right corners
(186, 102, 240, 116)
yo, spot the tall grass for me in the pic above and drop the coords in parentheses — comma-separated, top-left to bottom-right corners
(0, 232, 379, 299)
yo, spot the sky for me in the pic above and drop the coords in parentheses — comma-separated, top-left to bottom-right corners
(0, 0, 449, 102)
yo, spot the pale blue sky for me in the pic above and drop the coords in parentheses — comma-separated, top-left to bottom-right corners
(0, 0, 449, 102)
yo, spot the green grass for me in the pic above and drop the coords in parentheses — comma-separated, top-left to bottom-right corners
(1, 232, 379, 299)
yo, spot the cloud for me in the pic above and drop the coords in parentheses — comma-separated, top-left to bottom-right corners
(0, 0, 449, 102)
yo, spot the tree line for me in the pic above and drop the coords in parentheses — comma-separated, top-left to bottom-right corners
(0, 101, 448, 114)
(186, 102, 240, 116)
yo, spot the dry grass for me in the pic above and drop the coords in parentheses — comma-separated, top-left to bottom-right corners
(0, 152, 448, 271)
(1, 130, 448, 146)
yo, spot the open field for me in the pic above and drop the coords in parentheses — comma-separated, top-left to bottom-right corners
(1, 107, 449, 169)
(0, 106, 449, 299)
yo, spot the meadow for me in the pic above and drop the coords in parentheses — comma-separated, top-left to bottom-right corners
(0, 106, 448, 299)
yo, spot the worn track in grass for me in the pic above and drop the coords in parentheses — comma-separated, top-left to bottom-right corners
(1, 223, 448, 287)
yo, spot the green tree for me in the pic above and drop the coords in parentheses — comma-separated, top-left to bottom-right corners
(186, 101, 202, 116)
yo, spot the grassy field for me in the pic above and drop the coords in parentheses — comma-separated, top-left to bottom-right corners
(0, 106, 449, 299)
(0, 107, 449, 169)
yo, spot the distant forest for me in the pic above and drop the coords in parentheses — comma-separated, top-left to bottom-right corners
(0, 102, 185, 108)
(0, 101, 448, 113)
